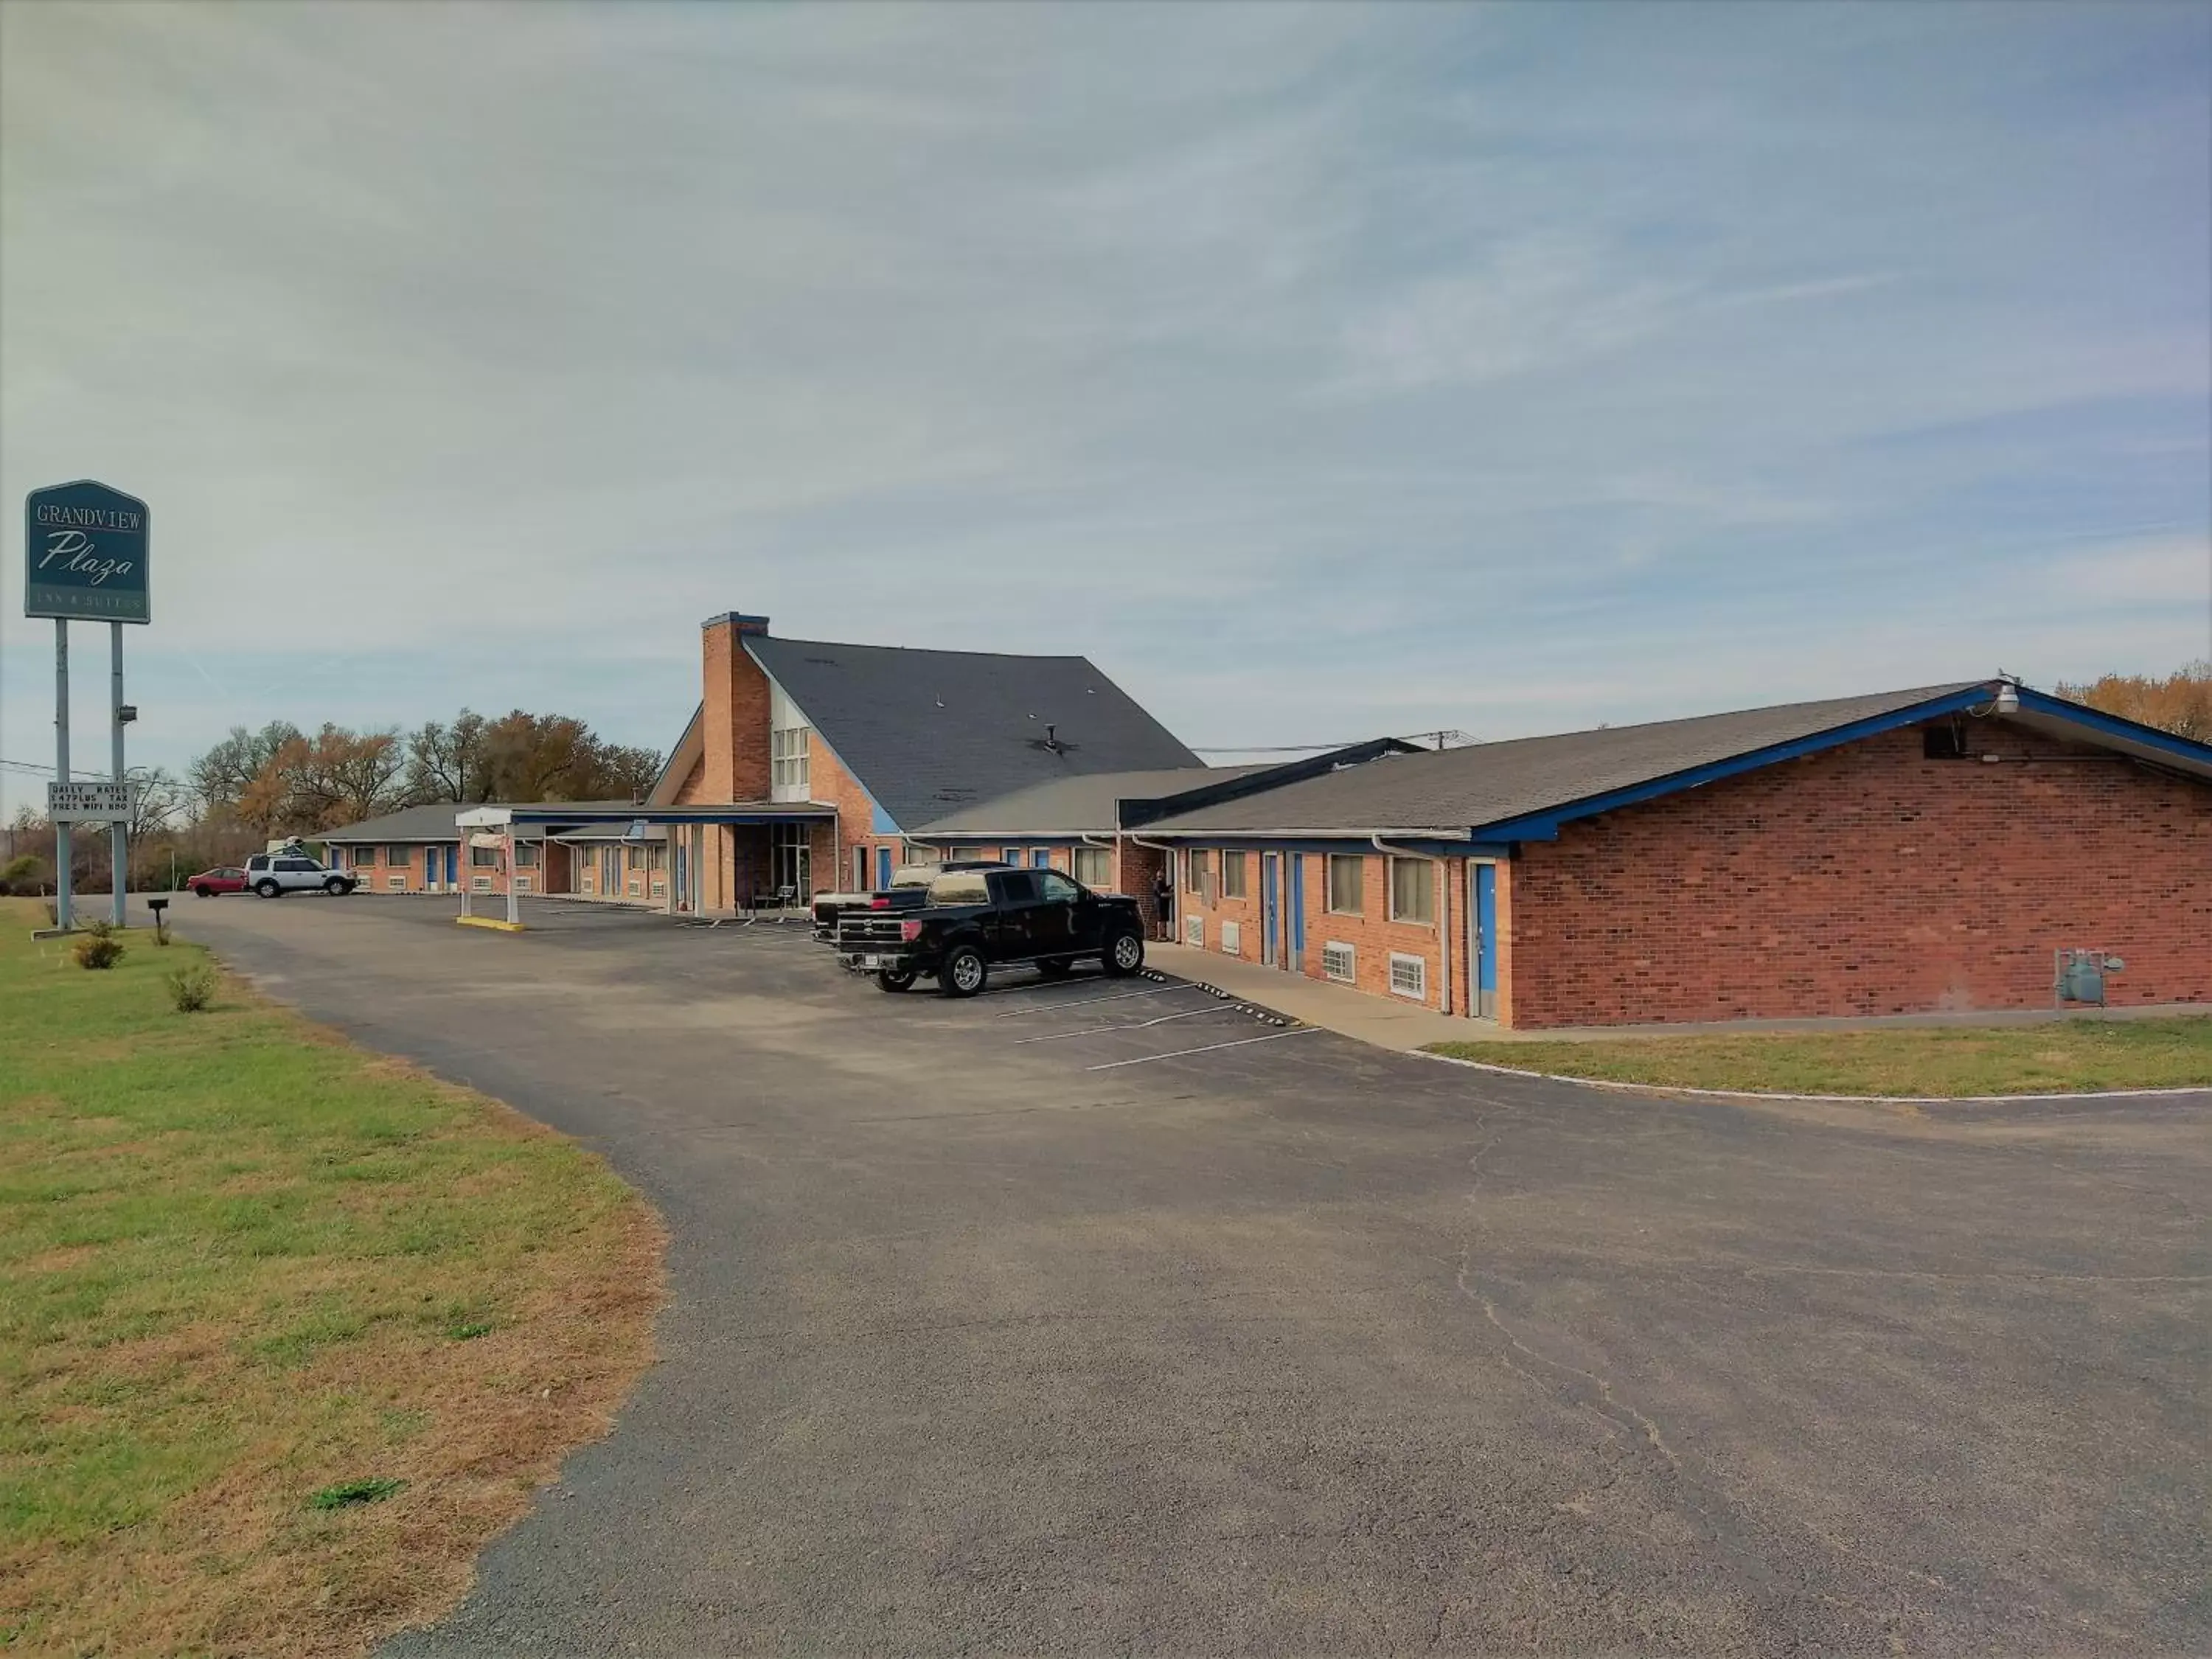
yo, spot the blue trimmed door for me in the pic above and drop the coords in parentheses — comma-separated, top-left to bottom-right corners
(1288, 853, 1305, 971)
(444, 845, 458, 888)
(1473, 863, 1498, 1018)
(1262, 852, 1280, 966)
(876, 846, 894, 889)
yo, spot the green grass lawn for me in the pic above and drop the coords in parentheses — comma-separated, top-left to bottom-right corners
(0, 902, 663, 1655)
(1427, 1015, 2212, 1097)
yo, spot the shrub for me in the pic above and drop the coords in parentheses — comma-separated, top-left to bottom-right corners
(73, 921, 125, 970)
(168, 961, 219, 1012)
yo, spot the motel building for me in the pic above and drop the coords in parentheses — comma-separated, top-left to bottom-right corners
(327, 614, 2212, 1031)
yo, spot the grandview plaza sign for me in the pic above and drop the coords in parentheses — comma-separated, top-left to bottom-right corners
(24, 479, 150, 623)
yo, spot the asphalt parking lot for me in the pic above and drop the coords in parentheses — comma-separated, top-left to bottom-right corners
(163, 892, 2212, 1657)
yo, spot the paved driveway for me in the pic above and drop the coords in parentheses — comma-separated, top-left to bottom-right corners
(165, 894, 2211, 1656)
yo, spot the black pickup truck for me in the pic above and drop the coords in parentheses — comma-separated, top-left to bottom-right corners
(836, 866, 1146, 995)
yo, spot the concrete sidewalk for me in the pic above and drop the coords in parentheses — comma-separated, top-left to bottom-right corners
(1145, 940, 1475, 1052)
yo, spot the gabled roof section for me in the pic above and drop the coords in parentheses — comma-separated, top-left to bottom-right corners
(646, 703, 703, 807)
(916, 766, 1273, 837)
(745, 635, 1200, 830)
(1141, 682, 2055, 839)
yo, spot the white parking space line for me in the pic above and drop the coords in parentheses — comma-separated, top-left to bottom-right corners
(1083, 1027, 1319, 1071)
(1013, 1006, 1226, 1045)
(992, 985, 1197, 1018)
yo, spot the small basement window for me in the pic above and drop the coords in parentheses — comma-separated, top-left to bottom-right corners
(1388, 952, 1427, 1001)
(1321, 940, 1355, 984)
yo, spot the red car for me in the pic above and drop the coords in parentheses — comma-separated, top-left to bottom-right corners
(187, 866, 248, 897)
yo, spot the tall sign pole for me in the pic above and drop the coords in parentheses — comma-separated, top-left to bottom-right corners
(25, 480, 150, 932)
(54, 621, 72, 933)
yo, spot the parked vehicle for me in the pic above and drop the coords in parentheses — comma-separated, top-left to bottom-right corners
(186, 866, 248, 897)
(243, 852, 358, 898)
(810, 860, 1011, 942)
(836, 866, 1144, 996)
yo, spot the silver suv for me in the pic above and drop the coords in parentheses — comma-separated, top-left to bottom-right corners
(244, 852, 358, 898)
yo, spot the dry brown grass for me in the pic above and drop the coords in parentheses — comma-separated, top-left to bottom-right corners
(0, 900, 667, 1656)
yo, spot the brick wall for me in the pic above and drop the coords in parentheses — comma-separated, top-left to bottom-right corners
(1506, 721, 2212, 1028)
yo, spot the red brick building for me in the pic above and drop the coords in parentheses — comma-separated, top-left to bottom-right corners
(933, 681, 2211, 1030)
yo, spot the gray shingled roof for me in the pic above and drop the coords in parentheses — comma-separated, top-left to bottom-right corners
(324, 800, 641, 843)
(1142, 684, 1988, 836)
(916, 765, 1274, 837)
(745, 635, 1200, 830)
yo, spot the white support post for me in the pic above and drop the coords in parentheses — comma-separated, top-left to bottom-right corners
(54, 621, 74, 933)
(110, 622, 127, 928)
(459, 846, 473, 918)
(506, 834, 520, 925)
(664, 830, 676, 917)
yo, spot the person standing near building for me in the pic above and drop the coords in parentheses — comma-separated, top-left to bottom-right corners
(1152, 864, 1175, 941)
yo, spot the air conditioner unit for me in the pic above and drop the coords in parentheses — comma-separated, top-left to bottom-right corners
(1321, 941, 1356, 984)
(515, 876, 534, 894)
(1388, 952, 1427, 1001)
(1220, 920, 1240, 956)
(1183, 914, 1204, 948)
(471, 876, 493, 893)
(386, 874, 405, 891)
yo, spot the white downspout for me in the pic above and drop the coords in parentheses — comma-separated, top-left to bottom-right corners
(1371, 833, 1444, 1012)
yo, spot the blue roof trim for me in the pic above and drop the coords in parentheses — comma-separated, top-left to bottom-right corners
(1472, 684, 2002, 842)
(2012, 686, 2212, 768)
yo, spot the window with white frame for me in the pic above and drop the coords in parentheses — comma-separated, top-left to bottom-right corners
(1388, 951, 1427, 1001)
(1219, 850, 1248, 899)
(1186, 849, 1210, 892)
(1326, 854, 1365, 915)
(470, 845, 498, 869)
(1321, 940, 1356, 983)
(514, 841, 540, 868)
(769, 678, 813, 799)
(386, 845, 411, 867)
(1388, 857, 1434, 925)
(1071, 846, 1110, 887)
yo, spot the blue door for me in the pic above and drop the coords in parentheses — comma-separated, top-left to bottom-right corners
(675, 844, 688, 910)
(1031, 848, 1049, 869)
(1288, 853, 1306, 970)
(1473, 863, 1498, 1018)
(876, 846, 894, 889)
(444, 845, 458, 887)
(1262, 852, 1280, 966)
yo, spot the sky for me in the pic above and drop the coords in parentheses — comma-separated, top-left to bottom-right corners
(3, 1, 2208, 813)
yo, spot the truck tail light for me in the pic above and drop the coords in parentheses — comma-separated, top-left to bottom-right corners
(870, 896, 891, 909)
(900, 919, 923, 942)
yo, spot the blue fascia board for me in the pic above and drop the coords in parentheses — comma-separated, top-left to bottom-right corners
(2012, 686, 2212, 769)
(1472, 684, 2002, 842)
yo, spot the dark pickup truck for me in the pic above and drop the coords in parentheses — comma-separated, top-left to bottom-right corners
(809, 859, 1011, 942)
(836, 866, 1146, 996)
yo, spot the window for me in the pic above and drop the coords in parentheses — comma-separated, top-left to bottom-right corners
(388, 846, 411, 867)
(514, 841, 540, 868)
(929, 872, 991, 905)
(471, 846, 499, 868)
(625, 844, 644, 872)
(1186, 849, 1209, 891)
(276, 858, 316, 872)
(770, 821, 810, 896)
(1040, 872, 1080, 902)
(1388, 952, 1427, 1001)
(771, 724, 811, 793)
(1326, 854, 1365, 915)
(995, 870, 1041, 903)
(1001, 846, 1023, 866)
(1321, 940, 1356, 984)
(1071, 846, 1110, 887)
(1220, 852, 1248, 899)
(1388, 857, 1435, 925)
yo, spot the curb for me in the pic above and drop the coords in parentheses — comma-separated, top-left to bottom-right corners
(455, 915, 526, 934)
(1411, 1048, 2212, 1106)
(1138, 967, 1301, 1029)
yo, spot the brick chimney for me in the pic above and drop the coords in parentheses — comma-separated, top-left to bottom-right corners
(700, 613, 772, 802)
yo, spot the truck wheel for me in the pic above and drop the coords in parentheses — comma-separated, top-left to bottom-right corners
(1103, 930, 1144, 977)
(1037, 956, 1074, 978)
(324, 877, 348, 896)
(877, 969, 916, 992)
(939, 945, 987, 998)
(255, 880, 282, 899)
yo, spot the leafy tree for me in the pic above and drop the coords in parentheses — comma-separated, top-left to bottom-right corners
(237, 726, 407, 833)
(189, 721, 302, 818)
(405, 710, 490, 803)
(2055, 661, 2211, 742)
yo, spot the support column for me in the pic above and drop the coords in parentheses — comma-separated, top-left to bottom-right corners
(506, 834, 521, 925)
(54, 621, 73, 933)
(111, 622, 127, 928)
